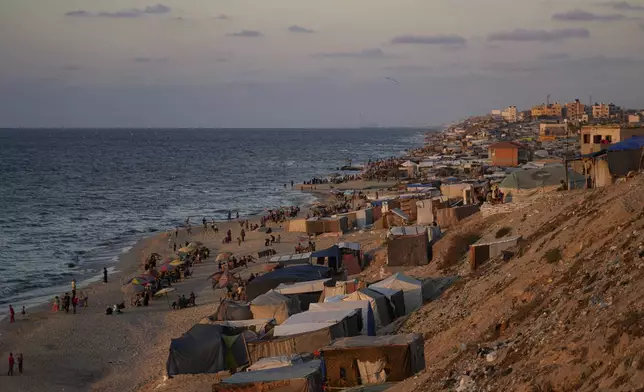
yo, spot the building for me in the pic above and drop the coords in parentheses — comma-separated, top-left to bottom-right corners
(501, 106, 518, 123)
(539, 122, 567, 141)
(628, 114, 641, 124)
(580, 125, 644, 155)
(531, 103, 563, 119)
(566, 99, 586, 122)
(518, 110, 532, 122)
(592, 103, 619, 120)
(490, 109, 502, 117)
(488, 141, 531, 167)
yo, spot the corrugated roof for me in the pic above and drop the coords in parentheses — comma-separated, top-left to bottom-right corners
(489, 141, 525, 149)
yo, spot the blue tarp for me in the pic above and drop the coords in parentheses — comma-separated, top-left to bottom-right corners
(311, 245, 341, 259)
(247, 265, 330, 300)
(607, 136, 644, 151)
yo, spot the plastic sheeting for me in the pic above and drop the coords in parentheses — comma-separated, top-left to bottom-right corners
(275, 279, 331, 295)
(275, 309, 360, 337)
(367, 286, 406, 318)
(343, 289, 392, 328)
(499, 166, 585, 190)
(370, 273, 422, 314)
(247, 265, 330, 301)
(309, 300, 375, 336)
(166, 324, 226, 376)
(251, 290, 301, 325)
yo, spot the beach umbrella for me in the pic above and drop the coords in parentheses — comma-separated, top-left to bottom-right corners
(169, 259, 186, 266)
(159, 264, 175, 273)
(187, 242, 199, 249)
(207, 271, 224, 281)
(178, 246, 192, 253)
(122, 284, 146, 295)
(154, 287, 177, 308)
(216, 252, 233, 262)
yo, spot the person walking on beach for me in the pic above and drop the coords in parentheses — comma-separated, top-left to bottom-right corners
(175, 226, 179, 237)
(8, 352, 14, 376)
(173, 242, 177, 252)
(203, 217, 207, 231)
(53, 296, 60, 312)
(227, 211, 232, 221)
(213, 222, 219, 234)
(240, 229, 246, 242)
(17, 353, 23, 375)
(71, 278, 77, 297)
(72, 295, 78, 314)
(9, 305, 15, 323)
(21, 305, 26, 318)
(103, 267, 108, 283)
(63, 293, 70, 313)
(236, 211, 239, 220)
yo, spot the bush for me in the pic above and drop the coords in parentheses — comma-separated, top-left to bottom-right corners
(544, 248, 562, 263)
(495, 227, 512, 238)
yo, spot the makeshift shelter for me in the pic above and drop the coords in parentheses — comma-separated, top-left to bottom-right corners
(321, 334, 425, 388)
(370, 273, 422, 314)
(311, 245, 342, 272)
(166, 324, 226, 376)
(499, 166, 585, 195)
(247, 265, 330, 301)
(275, 278, 330, 311)
(355, 208, 374, 228)
(319, 279, 358, 302)
(342, 289, 392, 328)
(251, 290, 301, 325)
(214, 359, 324, 392)
(366, 286, 405, 318)
(274, 308, 362, 337)
(308, 300, 375, 336)
(247, 325, 354, 364)
(199, 318, 276, 336)
(386, 233, 429, 267)
(212, 300, 253, 321)
(607, 136, 644, 176)
(269, 252, 313, 267)
(337, 242, 363, 275)
(247, 354, 306, 372)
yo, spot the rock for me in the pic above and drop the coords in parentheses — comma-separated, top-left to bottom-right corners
(486, 351, 498, 363)
(456, 375, 475, 392)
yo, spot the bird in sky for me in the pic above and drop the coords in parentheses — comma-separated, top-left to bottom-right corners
(385, 77, 400, 84)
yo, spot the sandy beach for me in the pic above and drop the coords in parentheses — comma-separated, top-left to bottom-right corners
(0, 185, 368, 392)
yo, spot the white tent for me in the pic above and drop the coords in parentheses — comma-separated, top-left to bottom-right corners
(342, 289, 392, 328)
(275, 278, 331, 295)
(370, 273, 422, 313)
(274, 308, 358, 337)
(309, 300, 374, 336)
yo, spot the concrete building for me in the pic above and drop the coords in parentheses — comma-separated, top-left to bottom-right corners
(531, 103, 563, 119)
(488, 141, 531, 167)
(592, 103, 619, 120)
(518, 110, 532, 122)
(580, 125, 644, 155)
(566, 99, 586, 121)
(539, 122, 567, 141)
(501, 106, 518, 123)
(628, 114, 641, 124)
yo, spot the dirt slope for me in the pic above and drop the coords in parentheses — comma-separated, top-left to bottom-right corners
(396, 175, 644, 392)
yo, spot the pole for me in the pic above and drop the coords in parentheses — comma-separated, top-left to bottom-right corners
(564, 120, 569, 189)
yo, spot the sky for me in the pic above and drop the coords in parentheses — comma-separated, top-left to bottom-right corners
(1, 0, 643, 128)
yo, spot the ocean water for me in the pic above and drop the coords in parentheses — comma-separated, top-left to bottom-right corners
(0, 128, 424, 315)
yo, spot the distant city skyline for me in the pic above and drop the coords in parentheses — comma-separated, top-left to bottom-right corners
(1, 0, 644, 128)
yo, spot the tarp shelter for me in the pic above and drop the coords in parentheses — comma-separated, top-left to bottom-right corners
(247, 325, 356, 365)
(166, 324, 226, 376)
(355, 208, 374, 229)
(247, 265, 330, 301)
(269, 252, 313, 267)
(311, 246, 342, 272)
(247, 354, 305, 372)
(499, 166, 585, 190)
(275, 279, 330, 295)
(321, 334, 425, 388)
(309, 300, 375, 336)
(251, 290, 301, 325)
(370, 273, 422, 314)
(319, 279, 358, 302)
(214, 359, 324, 392)
(386, 233, 429, 267)
(366, 286, 405, 318)
(274, 308, 362, 337)
(212, 300, 253, 321)
(342, 288, 392, 328)
(199, 318, 276, 336)
(606, 136, 644, 176)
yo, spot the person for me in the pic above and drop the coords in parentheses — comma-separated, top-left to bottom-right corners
(202, 217, 207, 230)
(240, 229, 245, 242)
(214, 223, 219, 234)
(186, 223, 192, 235)
(63, 293, 70, 314)
(83, 292, 89, 308)
(277, 234, 281, 244)
(103, 267, 108, 283)
(227, 210, 232, 221)
(143, 290, 150, 306)
(270, 235, 276, 245)
(53, 296, 60, 312)
(21, 305, 26, 318)
(189, 292, 196, 306)
(236, 211, 239, 219)
(248, 273, 255, 283)
(237, 237, 242, 246)
(72, 295, 78, 314)
(175, 226, 179, 237)
(8, 352, 14, 376)
(71, 278, 77, 297)
(173, 242, 177, 252)
(9, 305, 15, 323)
(17, 353, 23, 375)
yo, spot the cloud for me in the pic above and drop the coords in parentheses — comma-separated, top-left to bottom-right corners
(214, 14, 230, 20)
(543, 52, 570, 60)
(65, 4, 171, 18)
(288, 25, 316, 33)
(552, 9, 626, 21)
(487, 28, 590, 42)
(312, 48, 388, 59)
(599, 1, 644, 11)
(390, 34, 467, 45)
(132, 57, 167, 63)
(227, 30, 263, 37)
(383, 64, 434, 73)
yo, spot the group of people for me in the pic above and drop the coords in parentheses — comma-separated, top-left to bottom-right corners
(363, 157, 404, 180)
(260, 206, 300, 225)
(52, 279, 88, 315)
(218, 254, 256, 271)
(7, 352, 23, 376)
(172, 292, 197, 310)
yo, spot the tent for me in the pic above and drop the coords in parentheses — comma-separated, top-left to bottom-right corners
(319, 279, 358, 302)
(499, 166, 585, 190)
(274, 308, 362, 337)
(247, 265, 330, 301)
(367, 286, 406, 318)
(342, 289, 392, 328)
(275, 278, 331, 311)
(214, 359, 324, 392)
(308, 300, 375, 336)
(370, 273, 422, 314)
(166, 324, 226, 376)
(247, 354, 305, 372)
(311, 245, 342, 272)
(199, 318, 276, 336)
(212, 300, 253, 321)
(321, 334, 425, 388)
(606, 136, 644, 176)
(251, 290, 301, 325)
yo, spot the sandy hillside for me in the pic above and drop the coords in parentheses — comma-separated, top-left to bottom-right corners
(392, 174, 644, 392)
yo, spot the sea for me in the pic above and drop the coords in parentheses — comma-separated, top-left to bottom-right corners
(0, 128, 425, 316)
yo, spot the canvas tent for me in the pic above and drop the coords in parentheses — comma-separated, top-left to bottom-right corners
(212, 300, 253, 321)
(499, 166, 585, 190)
(366, 286, 406, 318)
(606, 136, 644, 176)
(213, 359, 324, 392)
(274, 308, 362, 337)
(166, 324, 227, 376)
(275, 278, 329, 311)
(247, 265, 330, 301)
(308, 300, 375, 336)
(247, 354, 305, 372)
(321, 334, 425, 388)
(370, 273, 423, 314)
(342, 288, 392, 328)
(251, 290, 301, 325)
(311, 245, 342, 272)
(199, 318, 276, 336)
